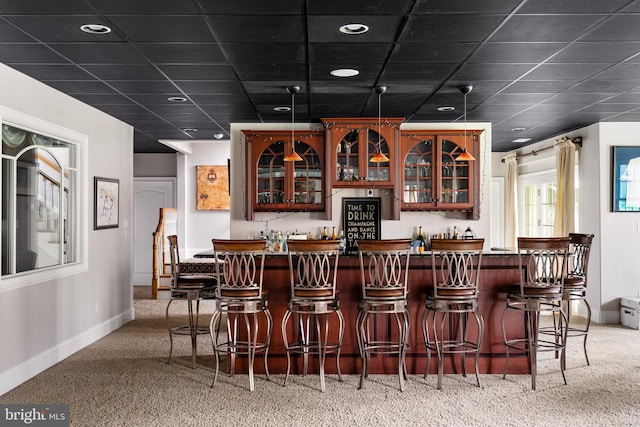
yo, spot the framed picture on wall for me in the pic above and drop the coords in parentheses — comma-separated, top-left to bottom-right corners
(196, 165, 230, 210)
(612, 146, 640, 212)
(94, 177, 120, 229)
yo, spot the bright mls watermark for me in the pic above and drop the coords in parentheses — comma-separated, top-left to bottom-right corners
(0, 405, 69, 426)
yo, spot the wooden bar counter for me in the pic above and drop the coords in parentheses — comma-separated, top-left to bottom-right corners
(197, 250, 527, 375)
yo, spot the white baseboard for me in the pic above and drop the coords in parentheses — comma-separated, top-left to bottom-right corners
(0, 306, 135, 396)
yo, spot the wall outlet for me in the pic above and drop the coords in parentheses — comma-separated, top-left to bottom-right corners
(367, 189, 374, 197)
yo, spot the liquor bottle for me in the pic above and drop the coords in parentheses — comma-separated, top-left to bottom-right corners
(331, 226, 337, 240)
(322, 226, 329, 240)
(339, 230, 347, 254)
(452, 226, 458, 239)
(416, 226, 426, 253)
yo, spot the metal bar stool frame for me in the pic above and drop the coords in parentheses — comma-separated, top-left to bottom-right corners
(356, 239, 412, 391)
(282, 240, 344, 392)
(165, 235, 217, 370)
(423, 238, 485, 390)
(210, 239, 272, 392)
(541, 233, 594, 367)
(501, 237, 570, 390)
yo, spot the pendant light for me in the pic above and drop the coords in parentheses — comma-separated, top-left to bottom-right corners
(370, 85, 390, 163)
(283, 85, 303, 162)
(455, 84, 476, 162)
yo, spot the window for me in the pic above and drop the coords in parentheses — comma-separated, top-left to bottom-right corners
(1, 108, 86, 286)
(519, 165, 579, 237)
(521, 173, 557, 237)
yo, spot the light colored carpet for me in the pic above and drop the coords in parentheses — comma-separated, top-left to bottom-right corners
(1, 299, 639, 426)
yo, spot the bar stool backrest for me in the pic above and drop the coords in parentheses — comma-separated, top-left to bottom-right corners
(568, 233, 594, 284)
(358, 239, 411, 300)
(212, 239, 266, 299)
(430, 238, 484, 300)
(287, 240, 340, 299)
(167, 235, 182, 288)
(517, 237, 570, 297)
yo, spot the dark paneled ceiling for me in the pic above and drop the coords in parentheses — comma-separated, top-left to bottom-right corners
(2, 0, 640, 153)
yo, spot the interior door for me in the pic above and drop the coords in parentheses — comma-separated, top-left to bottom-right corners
(133, 178, 176, 285)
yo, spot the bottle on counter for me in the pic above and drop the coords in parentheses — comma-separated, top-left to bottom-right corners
(322, 226, 329, 240)
(331, 226, 337, 240)
(339, 230, 347, 254)
(452, 226, 458, 239)
(416, 226, 426, 253)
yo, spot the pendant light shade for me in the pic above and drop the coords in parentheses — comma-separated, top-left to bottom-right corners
(455, 84, 476, 162)
(371, 85, 390, 163)
(283, 85, 303, 162)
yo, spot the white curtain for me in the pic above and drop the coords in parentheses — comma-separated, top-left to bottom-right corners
(554, 137, 576, 236)
(504, 153, 518, 248)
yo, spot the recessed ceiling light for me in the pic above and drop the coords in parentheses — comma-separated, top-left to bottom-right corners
(213, 133, 224, 140)
(330, 68, 359, 78)
(511, 127, 527, 132)
(274, 106, 291, 112)
(339, 23, 369, 35)
(513, 138, 531, 143)
(80, 24, 111, 35)
(181, 128, 197, 133)
(168, 96, 187, 102)
(437, 106, 455, 112)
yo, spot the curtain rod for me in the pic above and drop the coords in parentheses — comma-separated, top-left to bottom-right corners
(501, 136, 582, 163)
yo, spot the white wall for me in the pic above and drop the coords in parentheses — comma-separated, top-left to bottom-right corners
(229, 122, 493, 242)
(596, 122, 640, 322)
(177, 140, 231, 257)
(0, 64, 134, 394)
(134, 153, 176, 177)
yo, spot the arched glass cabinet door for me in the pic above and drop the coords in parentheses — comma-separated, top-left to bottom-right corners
(367, 128, 390, 181)
(440, 138, 470, 205)
(292, 140, 323, 205)
(336, 129, 359, 182)
(403, 136, 434, 206)
(256, 140, 285, 205)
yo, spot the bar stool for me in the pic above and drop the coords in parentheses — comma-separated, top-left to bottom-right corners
(165, 235, 217, 369)
(282, 240, 343, 392)
(210, 239, 272, 392)
(423, 238, 485, 390)
(501, 237, 570, 390)
(356, 239, 411, 391)
(541, 233, 594, 367)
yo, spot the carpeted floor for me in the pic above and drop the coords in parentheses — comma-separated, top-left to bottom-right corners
(1, 299, 639, 426)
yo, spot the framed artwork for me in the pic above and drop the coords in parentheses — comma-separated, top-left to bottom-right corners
(94, 177, 120, 229)
(612, 146, 640, 212)
(196, 164, 230, 210)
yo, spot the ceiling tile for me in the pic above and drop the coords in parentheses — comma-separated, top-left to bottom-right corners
(400, 15, 504, 43)
(206, 15, 304, 43)
(551, 42, 640, 63)
(307, 0, 414, 14)
(390, 43, 476, 63)
(136, 43, 226, 64)
(0, 43, 68, 63)
(107, 16, 215, 42)
(468, 42, 566, 63)
(516, 0, 632, 14)
(490, 15, 605, 43)
(414, 0, 522, 14)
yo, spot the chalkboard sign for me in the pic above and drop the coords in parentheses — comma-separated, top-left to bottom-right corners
(342, 197, 381, 255)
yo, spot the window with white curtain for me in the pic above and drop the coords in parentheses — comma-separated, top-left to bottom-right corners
(519, 165, 579, 237)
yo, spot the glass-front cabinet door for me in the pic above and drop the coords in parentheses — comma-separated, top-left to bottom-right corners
(400, 130, 481, 218)
(323, 118, 402, 189)
(244, 130, 325, 220)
